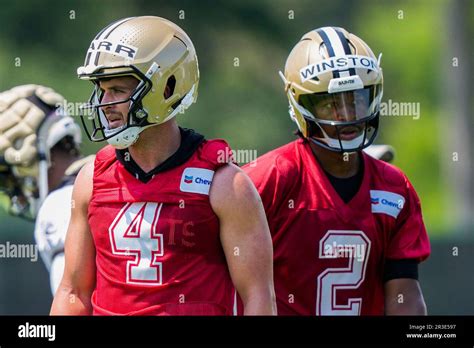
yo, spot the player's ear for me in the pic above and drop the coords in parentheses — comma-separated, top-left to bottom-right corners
(164, 85, 171, 99)
(164, 75, 176, 99)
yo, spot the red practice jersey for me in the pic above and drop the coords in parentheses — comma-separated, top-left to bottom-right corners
(244, 139, 430, 315)
(88, 140, 235, 315)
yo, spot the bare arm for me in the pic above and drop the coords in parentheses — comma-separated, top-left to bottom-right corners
(50, 162, 96, 315)
(210, 163, 277, 315)
(385, 278, 427, 315)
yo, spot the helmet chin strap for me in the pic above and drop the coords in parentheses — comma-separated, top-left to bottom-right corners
(102, 109, 148, 149)
(312, 123, 366, 152)
(107, 122, 163, 149)
(107, 125, 145, 149)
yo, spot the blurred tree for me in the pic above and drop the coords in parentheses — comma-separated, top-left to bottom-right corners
(441, 0, 473, 236)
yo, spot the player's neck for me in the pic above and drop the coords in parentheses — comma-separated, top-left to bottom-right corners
(309, 141, 360, 178)
(128, 120, 181, 173)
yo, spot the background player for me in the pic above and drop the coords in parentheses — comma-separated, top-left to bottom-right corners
(0, 84, 93, 294)
(364, 144, 395, 163)
(244, 27, 430, 315)
(51, 16, 276, 316)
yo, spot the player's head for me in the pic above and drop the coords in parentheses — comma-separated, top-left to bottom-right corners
(0, 85, 82, 220)
(77, 16, 199, 149)
(280, 27, 383, 153)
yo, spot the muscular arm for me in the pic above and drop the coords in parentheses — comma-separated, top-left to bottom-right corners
(210, 163, 277, 315)
(50, 162, 96, 315)
(384, 278, 427, 315)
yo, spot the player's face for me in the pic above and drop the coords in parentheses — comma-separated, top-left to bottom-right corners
(313, 92, 365, 141)
(99, 76, 139, 129)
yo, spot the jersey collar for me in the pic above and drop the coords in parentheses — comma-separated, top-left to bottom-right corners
(116, 127, 205, 183)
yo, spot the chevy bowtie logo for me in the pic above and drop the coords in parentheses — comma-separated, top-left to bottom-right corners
(180, 168, 215, 196)
(370, 190, 405, 218)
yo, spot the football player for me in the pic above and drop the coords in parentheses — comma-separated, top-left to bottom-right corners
(51, 16, 276, 316)
(244, 27, 430, 315)
(0, 84, 93, 294)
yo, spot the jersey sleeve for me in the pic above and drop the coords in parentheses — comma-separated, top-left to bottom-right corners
(386, 176, 430, 262)
(199, 139, 235, 169)
(34, 185, 73, 292)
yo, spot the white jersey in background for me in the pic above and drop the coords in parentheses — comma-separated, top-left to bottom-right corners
(33, 155, 94, 295)
(34, 184, 74, 294)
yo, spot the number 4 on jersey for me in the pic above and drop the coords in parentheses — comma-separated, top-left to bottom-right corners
(109, 202, 164, 286)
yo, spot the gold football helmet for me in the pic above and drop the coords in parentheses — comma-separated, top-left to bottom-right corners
(77, 16, 199, 149)
(280, 27, 383, 152)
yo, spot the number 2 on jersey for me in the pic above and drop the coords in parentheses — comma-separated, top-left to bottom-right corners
(109, 202, 164, 285)
(316, 230, 371, 315)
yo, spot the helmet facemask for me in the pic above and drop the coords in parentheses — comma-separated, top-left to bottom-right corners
(293, 84, 383, 153)
(80, 64, 157, 149)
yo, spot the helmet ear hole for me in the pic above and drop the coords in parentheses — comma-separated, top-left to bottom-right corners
(164, 75, 176, 99)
